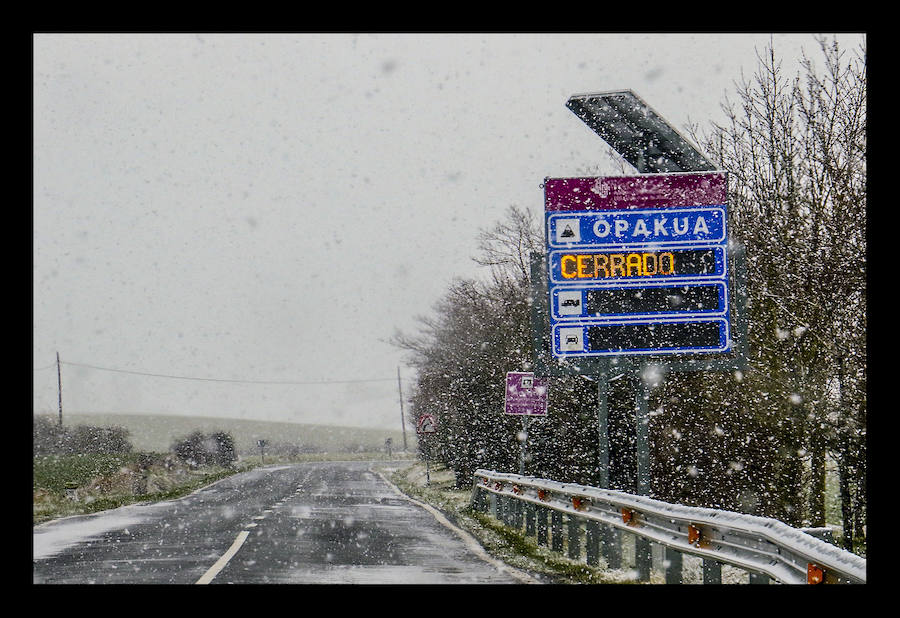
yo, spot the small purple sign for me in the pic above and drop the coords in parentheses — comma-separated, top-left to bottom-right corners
(544, 171, 727, 212)
(504, 372, 548, 416)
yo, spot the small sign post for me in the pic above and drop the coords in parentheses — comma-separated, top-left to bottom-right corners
(505, 372, 548, 474)
(504, 371, 548, 416)
(257, 439, 268, 465)
(416, 413, 436, 485)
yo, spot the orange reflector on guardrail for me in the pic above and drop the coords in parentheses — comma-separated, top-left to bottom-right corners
(621, 508, 634, 524)
(687, 523, 711, 548)
(538, 489, 548, 501)
(808, 563, 824, 585)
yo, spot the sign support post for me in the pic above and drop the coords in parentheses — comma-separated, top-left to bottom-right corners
(635, 369, 650, 496)
(634, 367, 652, 580)
(424, 434, 430, 485)
(519, 416, 529, 476)
(416, 413, 436, 486)
(596, 369, 610, 488)
(504, 371, 548, 477)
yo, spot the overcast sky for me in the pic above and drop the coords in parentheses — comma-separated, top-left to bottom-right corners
(33, 32, 865, 431)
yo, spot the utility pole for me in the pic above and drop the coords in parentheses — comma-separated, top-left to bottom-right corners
(397, 366, 408, 451)
(56, 351, 63, 427)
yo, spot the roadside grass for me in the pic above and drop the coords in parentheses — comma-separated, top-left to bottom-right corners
(34, 453, 137, 493)
(33, 452, 254, 525)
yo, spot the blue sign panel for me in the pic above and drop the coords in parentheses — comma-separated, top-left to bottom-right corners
(550, 280, 729, 322)
(545, 172, 732, 358)
(547, 246, 727, 285)
(547, 207, 726, 249)
(552, 318, 731, 357)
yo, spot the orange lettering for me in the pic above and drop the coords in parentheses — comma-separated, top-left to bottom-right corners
(577, 254, 592, 278)
(659, 252, 676, 275)
(609, 254, 626, 277)
(561, 255, 577, 279)
(626, 253, 643, 276)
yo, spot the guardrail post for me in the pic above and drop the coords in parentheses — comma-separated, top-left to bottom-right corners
(664, 546, 683, 584)
(489, 492, 498, 519)
(525, 503, 536, 536)
(749, 572, 770, 585)
(537, 507, 548, 546)
(702, 559, 722, 584)
(586, 521, 600, 566)
(635, 536, 651, 581)
(568, 515, 581, 560)
(551, 510, 564, 552)
(601, 524, 621, 569)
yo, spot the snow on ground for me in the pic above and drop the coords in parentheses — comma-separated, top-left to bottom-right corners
(33, 507, 150, 560)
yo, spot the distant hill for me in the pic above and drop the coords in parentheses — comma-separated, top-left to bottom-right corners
(37, 412, 413, 455)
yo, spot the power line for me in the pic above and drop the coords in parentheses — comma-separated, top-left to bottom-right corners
(38, 359, 411, 386)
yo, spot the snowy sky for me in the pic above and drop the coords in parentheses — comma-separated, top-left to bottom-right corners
(32, 32, 865, 431)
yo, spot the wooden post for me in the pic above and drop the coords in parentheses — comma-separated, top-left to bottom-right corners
(56, 352, 63, 427)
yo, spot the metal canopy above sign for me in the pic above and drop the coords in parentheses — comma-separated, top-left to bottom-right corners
(566, 90, 715, 174)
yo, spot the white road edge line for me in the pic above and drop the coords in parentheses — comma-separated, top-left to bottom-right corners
(374, 470, 540, 584)
(195, 530, 250, 585)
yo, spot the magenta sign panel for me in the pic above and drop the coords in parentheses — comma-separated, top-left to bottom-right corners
(544, 172, 727, 212)
(504, 371, 548, 416)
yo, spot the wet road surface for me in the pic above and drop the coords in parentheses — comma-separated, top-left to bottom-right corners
(33, 460, 535, 584)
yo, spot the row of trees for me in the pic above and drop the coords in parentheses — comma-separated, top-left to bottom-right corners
(170, 431, 237, 469)
(33, 416, 238, 471)
(393, 37, 866, 551)
(688, 36, 866, 547)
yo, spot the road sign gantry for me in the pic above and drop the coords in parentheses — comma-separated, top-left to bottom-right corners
(544, 171, 732, 359)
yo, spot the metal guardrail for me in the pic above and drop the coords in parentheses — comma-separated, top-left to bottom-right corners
(471, 469, 866, 584)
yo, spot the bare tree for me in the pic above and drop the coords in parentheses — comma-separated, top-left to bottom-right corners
(392, 205, 599, 486)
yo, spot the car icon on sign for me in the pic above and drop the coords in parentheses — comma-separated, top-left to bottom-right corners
(561, 298, 580, 307)
(565, 336, 579, 345)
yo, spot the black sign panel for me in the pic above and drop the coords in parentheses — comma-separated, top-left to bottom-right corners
(587, 320, 724, 353)
(585, 284, 722, 316)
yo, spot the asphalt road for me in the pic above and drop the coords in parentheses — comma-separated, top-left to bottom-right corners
(33, 460, 536, 584)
